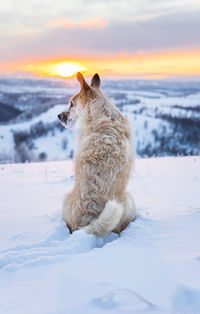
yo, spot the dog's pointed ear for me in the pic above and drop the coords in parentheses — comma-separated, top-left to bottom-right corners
(91, 73, 101, 89)
(77, 72, 90, 90)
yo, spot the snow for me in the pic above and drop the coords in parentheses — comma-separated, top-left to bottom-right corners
(0, 105, 65, 157)
(0, 156, 200, 314)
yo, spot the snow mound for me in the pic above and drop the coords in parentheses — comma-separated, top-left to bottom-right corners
(0, 156, 200, 313)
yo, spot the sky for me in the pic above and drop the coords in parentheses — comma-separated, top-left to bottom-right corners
(1, 0, 200, 79)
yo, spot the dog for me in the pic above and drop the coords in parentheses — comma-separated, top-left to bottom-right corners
(57, 72, 136, 236)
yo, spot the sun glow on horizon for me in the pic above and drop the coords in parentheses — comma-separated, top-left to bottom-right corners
(1, 51, 200, 80)
(53, 62, 85, 77)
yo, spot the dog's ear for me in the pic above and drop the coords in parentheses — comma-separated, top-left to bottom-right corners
(91, 73, 101, 89)
(77, 72, 90, 90)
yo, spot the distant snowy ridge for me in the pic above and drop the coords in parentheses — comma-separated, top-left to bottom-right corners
(0, 78, 200, 162)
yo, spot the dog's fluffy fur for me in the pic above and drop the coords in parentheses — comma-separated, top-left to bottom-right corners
(58, 72, 136, 236)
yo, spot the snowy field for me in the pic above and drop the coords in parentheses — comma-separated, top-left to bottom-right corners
(0, 156, 200, 313)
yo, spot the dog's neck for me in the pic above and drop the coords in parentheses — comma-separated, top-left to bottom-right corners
(86, 96, 121, 123)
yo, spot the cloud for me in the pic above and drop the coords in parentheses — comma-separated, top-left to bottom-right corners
(79, 18, 108, 29)
(0, 9, 200, 63)
(2, 0, 200, 36)
(45, 17, 108, 30)
(45, 19, 73, 29)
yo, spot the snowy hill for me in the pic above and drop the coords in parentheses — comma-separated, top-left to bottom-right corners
(0, 156, 200, 314)
(0, 78, 200, 163)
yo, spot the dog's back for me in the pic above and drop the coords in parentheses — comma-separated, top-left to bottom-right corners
(60, 73, 136, 236)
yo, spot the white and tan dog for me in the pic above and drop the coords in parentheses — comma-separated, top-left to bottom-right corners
(58, 72, 136, 236)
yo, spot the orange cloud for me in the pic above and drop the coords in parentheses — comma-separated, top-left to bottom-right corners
(45, 17, 108, 29)
(45, 19, 73, 29)
(79, 18, 108, 29)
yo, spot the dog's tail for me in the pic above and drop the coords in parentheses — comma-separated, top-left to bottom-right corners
(84, 200, 123, 237)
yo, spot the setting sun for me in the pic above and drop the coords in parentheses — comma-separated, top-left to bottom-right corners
(54, 62, 85, 77)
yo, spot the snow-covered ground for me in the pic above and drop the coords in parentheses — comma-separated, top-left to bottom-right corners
(0, 156, 200, 313)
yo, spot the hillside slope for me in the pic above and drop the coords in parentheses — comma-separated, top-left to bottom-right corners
(0, 156, 200, 313)
(0, 102, 22, 122)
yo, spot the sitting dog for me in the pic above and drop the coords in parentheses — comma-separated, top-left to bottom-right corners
(58, 72, 136, 236)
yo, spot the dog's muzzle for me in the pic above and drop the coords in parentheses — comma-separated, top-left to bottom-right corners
(57, 111, 75, 128)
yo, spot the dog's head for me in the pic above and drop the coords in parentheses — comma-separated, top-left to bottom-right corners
(57, 72, 101, 128)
